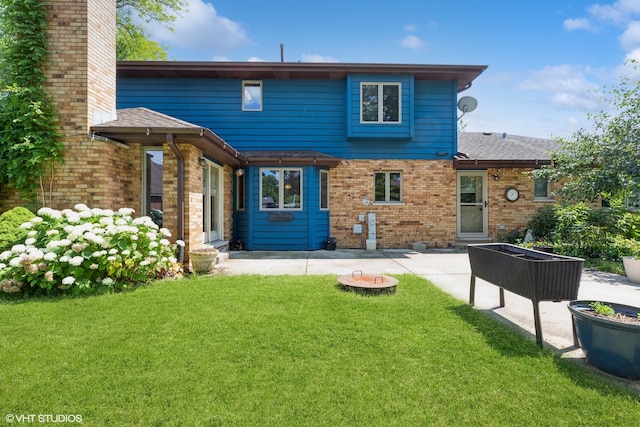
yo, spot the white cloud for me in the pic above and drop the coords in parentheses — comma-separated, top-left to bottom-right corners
(401, 35, 426, 51)
(147, 0, 252, 52)
(403, 24, 417, 32)
(300, 54, 339, 63)
(520, 65, 600, 111)
(563, 18, 594, 31)
(619, 20, 640, 49)
(247, 56, 267, 62)
(588, 0, 640, 25)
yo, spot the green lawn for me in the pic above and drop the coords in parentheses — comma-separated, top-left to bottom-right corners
(0, 275, 637, 426)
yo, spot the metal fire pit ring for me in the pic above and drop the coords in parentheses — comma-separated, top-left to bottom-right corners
(338, 270, 398, 295)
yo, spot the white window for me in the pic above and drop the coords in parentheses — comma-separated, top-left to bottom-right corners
(374, 171, 402, 203)
(361, 82, 401, 123)
(319, 170, 329, 210)
(260, 168, 302, 210)
(534, 177, 552, 200)
(242, 80, 262, 111)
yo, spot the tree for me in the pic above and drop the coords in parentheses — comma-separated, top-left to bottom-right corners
(116, 0, 187, 60)
(534, 62, 640, 206)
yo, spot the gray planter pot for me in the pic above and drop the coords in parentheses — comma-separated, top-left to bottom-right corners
(568, 300, 640, 379)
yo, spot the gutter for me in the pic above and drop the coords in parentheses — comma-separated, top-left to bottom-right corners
(166, 133, 185, 263)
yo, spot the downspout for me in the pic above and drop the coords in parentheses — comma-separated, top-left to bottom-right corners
(166, 133, 185, 263)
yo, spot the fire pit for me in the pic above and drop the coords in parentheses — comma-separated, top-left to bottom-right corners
(338, 270, 398, 295)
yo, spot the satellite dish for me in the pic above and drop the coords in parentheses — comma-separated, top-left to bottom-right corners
(457, 96, 478, 113)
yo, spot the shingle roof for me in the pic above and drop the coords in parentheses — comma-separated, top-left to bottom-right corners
(458, 132, 560, 161)
(92, 107, 206, 131)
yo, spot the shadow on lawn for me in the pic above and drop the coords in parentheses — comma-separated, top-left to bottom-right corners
(449, 303, 640, 397)
(448, 303, 542, 357)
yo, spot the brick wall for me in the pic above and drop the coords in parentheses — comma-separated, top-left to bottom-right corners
(329, 161, 566, 249)
(329, 160, 459, 249)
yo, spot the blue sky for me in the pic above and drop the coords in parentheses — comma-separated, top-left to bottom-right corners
(144, 0, 640, 139)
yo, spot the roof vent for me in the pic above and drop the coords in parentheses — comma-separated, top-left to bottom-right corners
(502, 132, 507, 139)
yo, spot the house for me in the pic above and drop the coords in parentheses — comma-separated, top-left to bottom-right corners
(0, 0, 559, 259)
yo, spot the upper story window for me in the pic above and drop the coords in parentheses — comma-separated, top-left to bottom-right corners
(242, 80, 262, 111)
(374, 171, 402, 203)
(361, 82, 401, 123)
(534, 177, 552, 200)
(260, 168, 302, 210)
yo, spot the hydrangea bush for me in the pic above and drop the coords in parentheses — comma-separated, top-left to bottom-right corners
(0, 204, 184, 295)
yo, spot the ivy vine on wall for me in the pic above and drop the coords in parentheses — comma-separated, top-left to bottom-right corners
(0, 0, 64, 204)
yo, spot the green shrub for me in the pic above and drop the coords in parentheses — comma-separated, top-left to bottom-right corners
(0, 204, 183, 296)
(0, 206, 35, 252)
(527, 205, 558, 241)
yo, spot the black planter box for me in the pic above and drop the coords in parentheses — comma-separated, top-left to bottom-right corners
(468, 243, 584, 346)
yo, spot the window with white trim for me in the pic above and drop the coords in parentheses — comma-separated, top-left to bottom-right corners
(374, 171, 402, 203)
(534, 177, 552, 200)
(260, 168, 302, 210)
(361, 82, 401, 123)
(320, 170, 329, 210)
(242, 80, 262, 111)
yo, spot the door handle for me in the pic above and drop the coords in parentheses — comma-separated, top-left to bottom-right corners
(484, 201, 487, 208)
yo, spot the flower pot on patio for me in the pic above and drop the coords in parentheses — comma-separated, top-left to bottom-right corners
(568, 300, 640, 379)
(189, 248, 219, 274)
(622, 256, 640, 284)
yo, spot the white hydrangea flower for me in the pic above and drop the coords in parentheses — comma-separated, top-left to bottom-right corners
(9, 257, 21, 267)
(149, 241, 158, 249)
(176, 240, 185, 247)
(0, 263, 5, 269)
(0, 251, 11, 261)
(44, 252, 57, 261)
(118, 208, 135, 216)
(122, 250, 131, 256)
(62, 276, 75, 285)
(69, 256, 84, 266)
(11, 244, 26, 253)
(30, 216, 43, 224)
(66, 212, 81, 223)
(45, 271, 54, 281)
(102, 277, 114, 286)
(74, 204, 89, 212)
(159, 239, 170, 246)
(159, 228, 171, 237)
(19, 222, 32, 229)
(107, 256, 117, 262)
(58, 239, 72, 247)
(46, 229, 60, 236)
(99, 217, 114, 226)
(78, 210, 92, 219)
(27, 230, 37, 237)
(25, 238, 37, 246)
(59, 256, 70, 263)
(67, 233, 80, 241)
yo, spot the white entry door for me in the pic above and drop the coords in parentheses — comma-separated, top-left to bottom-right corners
(203, 161, 223, 244)
(457, 171, 487, 237)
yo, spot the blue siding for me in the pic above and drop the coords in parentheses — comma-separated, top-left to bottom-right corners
(233, 166, 329, 250)
(117, 77, 457, 160)
(346, 74, 414, 139)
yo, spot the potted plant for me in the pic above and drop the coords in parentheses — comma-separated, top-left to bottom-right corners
(568, 300, 640, 379)
(188, 246, 219, 274)
(622, 256, 640, 283)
